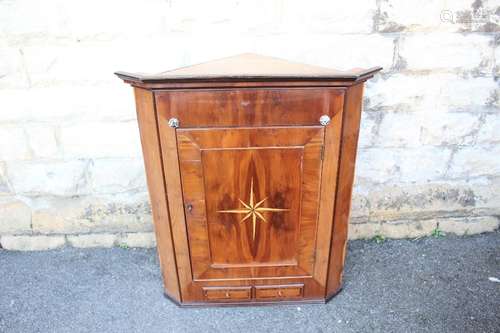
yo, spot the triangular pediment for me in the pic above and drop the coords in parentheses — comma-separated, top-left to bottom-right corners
(116, 53, 382, 84)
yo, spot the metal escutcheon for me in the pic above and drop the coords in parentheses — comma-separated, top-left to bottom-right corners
(168, 118, 180, 128)
(319, 115, 331, 126)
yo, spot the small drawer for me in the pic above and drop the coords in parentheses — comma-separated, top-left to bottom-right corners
(202, 286, 252, 301)
(255, 284, 304, 300)
(156, 88, 342, 128)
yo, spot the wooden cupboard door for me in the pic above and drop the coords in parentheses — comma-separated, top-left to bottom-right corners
(176, 126, 325, 282)
(156, 88, 345, 302)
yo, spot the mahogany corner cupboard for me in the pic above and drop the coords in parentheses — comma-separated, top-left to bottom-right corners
(116, 54, 381, 306)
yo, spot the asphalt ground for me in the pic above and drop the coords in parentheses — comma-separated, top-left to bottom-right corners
(1, 231, 499, 333)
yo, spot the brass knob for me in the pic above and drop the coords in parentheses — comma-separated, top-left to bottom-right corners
(225, 292, 230, 298)
(168, 118, 179, 128)
(319, 115, 331, 126)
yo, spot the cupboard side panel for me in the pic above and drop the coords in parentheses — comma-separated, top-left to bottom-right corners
(313, 89, 344, 288)
(133, 87, 181, 301)
(156, 92, 196, 303)
(326, 83, 365, 298)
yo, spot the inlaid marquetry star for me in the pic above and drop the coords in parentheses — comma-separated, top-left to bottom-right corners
(217, 178, 289, 242)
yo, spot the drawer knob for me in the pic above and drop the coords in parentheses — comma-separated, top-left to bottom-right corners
(168, 118, 180, 128)
(319, 115, 330, 126)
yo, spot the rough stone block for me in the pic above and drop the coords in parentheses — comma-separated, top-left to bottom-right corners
(356, 148, 399, 184)
(399, 33, 492, 72)
(406, 219, 438, 238)
(379, 219, 438, 239)
(89, 158, 146, 194)
(60, 121, 142, 159)
(374, 112, 421, 147)
(31, 192, 153, 234)
(0, 85, 136, 123)
(438, 216, 499, 236)
(376, 0, 446, 32)
(350, 189, 370, 218)
(495, 37, 500, 76)
(477, 113, 500, 144)
(0, 125, 30, 161)
(360, 177, 500, 222)
(0, 0, 169, 41)
(379, 220, 409, 239)
(0, 197, 31, 234)
(365, 73, 497, 113)
(67, 233, 116, 248)
(284, 34, 395, 71)
(277, 1, 377, 34)
(372, 111, 481, 147)
(0, 162, 12, 195)
(25, 124, 59, 159)
(6, 159, 90, 196)
(118, 232, 156, 248)
(164, 1, 378, 35)
(0, 235, 65, 251)
(19, 43, 162, 86)
(356, 147, 452, 184)
(348, 222, 381, 240)
(448, 144, 500, 179)
(0, 124, 58, 161)
(358, 112, 382, 148)
(376, 0, 498, 33)
(0, 45, 27, 89)
(419, 112, 481, 146)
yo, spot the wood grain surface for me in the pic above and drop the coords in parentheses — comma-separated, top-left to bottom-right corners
(121, 58, 379, 305)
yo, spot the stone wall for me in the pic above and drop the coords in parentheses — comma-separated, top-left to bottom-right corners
(0, 0, 498, 250)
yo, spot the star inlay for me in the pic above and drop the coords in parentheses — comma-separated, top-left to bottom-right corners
(217, 178, 289, 242)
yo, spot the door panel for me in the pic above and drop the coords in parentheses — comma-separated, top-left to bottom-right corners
(203, 147, 302, 266)
(177, 127, 324, 281)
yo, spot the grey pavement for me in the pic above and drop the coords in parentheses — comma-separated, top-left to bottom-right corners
(1, 231, 499, 333)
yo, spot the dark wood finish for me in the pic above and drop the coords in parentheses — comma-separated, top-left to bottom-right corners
(123, 80, 372, 90)
(155, 88, 337, 128)
(176, 127, 322, 281)
(156, 106, 194, 303)
(254, 284, 304, 300)
(117, 54, 381, 306)
(203, 286, 252, 301)
(132, 87, 180, 300)
(313, 91, 345, 286)
(326, 83, 366, 298)
(116, 53, 382, 84)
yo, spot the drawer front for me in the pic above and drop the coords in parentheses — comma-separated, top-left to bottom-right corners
(255, 284, 304, 300)
(202, 287, 252, 301)
(155, 88, 344, 127)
